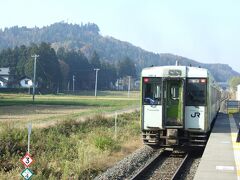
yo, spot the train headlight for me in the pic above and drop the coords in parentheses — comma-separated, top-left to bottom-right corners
(143, 78, 149, 83)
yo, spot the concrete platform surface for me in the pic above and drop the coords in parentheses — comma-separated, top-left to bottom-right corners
(194, 113, 240, 180)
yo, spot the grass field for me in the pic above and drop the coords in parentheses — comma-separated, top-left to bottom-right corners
(0, 92, 139, 129)
(0, 91, 139, 106)
(0, 92, 142, 179)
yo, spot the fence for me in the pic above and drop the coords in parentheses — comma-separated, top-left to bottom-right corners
(226, 100, 240, 114)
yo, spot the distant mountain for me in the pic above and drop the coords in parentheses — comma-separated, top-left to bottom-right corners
(0, 22, 239, 82)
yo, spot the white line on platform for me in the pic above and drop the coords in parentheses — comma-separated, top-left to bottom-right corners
(216, 166, 235, 171)
(220, 141, 231, 144)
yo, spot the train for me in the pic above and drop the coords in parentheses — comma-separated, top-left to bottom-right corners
(141, 65, 221, 147)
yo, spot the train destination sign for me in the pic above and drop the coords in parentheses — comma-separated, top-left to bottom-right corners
(168, 69, 182, 76)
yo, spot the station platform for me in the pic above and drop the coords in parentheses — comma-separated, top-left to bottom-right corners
(194, 112, 240, 180)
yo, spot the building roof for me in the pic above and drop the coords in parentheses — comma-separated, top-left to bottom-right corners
(0, 68, 10, 76)
(0, 76, 8, 82)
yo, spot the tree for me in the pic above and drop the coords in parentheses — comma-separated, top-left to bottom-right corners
(118, 57, 136, 78)
(62, 50, 92, 90)
(89, 51, 101, 68)
(228, 76, 240, 91)
(24, 43, 61, 91)
(0, 42, 121, 91)
(98, 62, 117, 89)
(58, 60, 69, 89)
(16, 45, 28, 77)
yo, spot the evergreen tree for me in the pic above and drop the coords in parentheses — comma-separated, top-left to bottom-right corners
(229, 76, 240, 91)
(89, 51, 101, 68)
(62, 50, 91, 90)
(99, 62, 117, 89)
(24, 43, 61, 91)
(118, 57, 136, 78)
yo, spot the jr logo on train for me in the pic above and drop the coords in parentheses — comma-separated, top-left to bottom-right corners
(191, 112, 200, 118)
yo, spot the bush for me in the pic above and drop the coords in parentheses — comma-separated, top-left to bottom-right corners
(94, 136, 119, 151)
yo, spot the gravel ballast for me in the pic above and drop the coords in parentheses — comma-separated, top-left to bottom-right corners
(94, 145, 159, 180)
(94, 147, 202, 180)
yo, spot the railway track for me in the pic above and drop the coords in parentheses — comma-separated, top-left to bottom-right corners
(130, 149, 190, 180)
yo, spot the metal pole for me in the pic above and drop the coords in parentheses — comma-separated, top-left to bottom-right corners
(73, 75, 75, 92)
(128, 76, 131, 98)
(28, 132, 30, 153)
(57, 83, 59, 94)
(27, 123, 32, 153)
(94, 69, 100, 97)
(116, 79, 119, 91)
(31, 55, 39, 102)
(114, 112, 118, 139)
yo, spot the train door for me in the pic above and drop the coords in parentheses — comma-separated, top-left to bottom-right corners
(163, 79, 184, 127)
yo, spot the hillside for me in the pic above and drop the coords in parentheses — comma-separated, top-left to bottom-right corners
(0, 22, 239, 82)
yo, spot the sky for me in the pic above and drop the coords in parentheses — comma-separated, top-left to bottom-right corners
(1, 0, 240, 72)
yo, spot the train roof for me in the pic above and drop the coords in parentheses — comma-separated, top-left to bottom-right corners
(141, 65, 209, 78)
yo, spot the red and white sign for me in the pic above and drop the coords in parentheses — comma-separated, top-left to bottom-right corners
(20, 152, 34, 167)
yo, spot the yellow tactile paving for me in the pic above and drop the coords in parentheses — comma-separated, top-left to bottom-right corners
(231, 134, 238, 138)
(229, 114, 240, 180)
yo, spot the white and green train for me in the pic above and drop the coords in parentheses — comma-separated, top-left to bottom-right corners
(141, 65, 221, 147)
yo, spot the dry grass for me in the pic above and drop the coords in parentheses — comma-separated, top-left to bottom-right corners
(0, 111, 142, 179)
(0, 93, 139, 129)
(0, 105, 139, 130)
(0, 105, 94, 129)
(0, 105, 89, 121)
(86, 137, 143, 175)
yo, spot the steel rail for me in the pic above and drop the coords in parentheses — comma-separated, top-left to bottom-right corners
(170, 153, 189, 180)
(130, 150, 171, 180)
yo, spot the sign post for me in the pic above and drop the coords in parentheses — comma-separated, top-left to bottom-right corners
(20, 123, 34, 179)
(114, 112, 118, 139)
(28, 123, 32, 153)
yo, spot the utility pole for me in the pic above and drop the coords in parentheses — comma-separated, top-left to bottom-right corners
(72, 75, 75, 92)
(31, 54, 39, 102)
(128, 76, 131, 98)
(94, 68, 100, 97)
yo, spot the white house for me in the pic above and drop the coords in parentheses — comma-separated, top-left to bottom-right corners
(0, 68, 10, 88)
(115, 77, 140, 90)
(236, 84, 240, 101)
(0, 78, 7, 87)
(20, 77, 33, 88)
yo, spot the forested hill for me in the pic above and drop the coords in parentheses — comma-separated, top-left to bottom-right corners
(0, 22, 238, 82)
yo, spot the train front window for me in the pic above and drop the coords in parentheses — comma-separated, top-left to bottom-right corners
(143, 77, 162, 105)
(186, 78, 207, 106)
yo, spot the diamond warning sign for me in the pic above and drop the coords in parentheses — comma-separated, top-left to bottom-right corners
(21, 168, 34, 180)
(20, 152, 34, 167)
